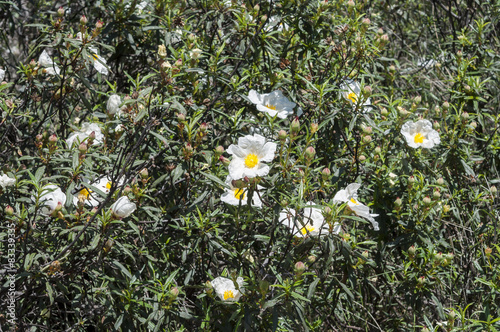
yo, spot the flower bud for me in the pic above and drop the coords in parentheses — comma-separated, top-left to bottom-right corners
(174, 58, 182, 67)
(170, 287, 179, 299)
(5, 205, 14, 216)
(437, 177, 444, 185)
(394, 197, 402, 206)
(310, 123, 319, 134)
(304, 146, 316, 160)
(442, 101, 450, 110)
(347, 0, 355, 8)
(413, 95, 421, 104)
(443, 204, 450, 213)
(161, 61, 172, 70)
(374, 146, 381, 154)
(417, 276, 425, 287)
(294, 261, 306, 274)
(321, 168, 331, 180)
(57, 7, 65, 17)
(363, 85, 372, 97)
(290, 117, 300, 135)
(36, 134, 43, 142)
(199, 122, 208, 133)
(177, 113, 186, 122)
(362, 18, 370, 26)
(485, 247, 492, 257)
(491, 186, 497, 195)
(470, 121, 477, 129)
(361, 250, 369, 259)
(139, 168, 148, 179)
(362, 124, 372, 134)
(80, 15, 88, 25)
(157, 44, 167, 59)
(432, 121, 440, 130)
(363, 135, 372, 143)
(408, 245, 416, 258)
(308, 255, 317, 264)
(388, 65, 396, 73)
(381, 34, 389, 43)
(96, 20, 104, 29)
(461, 112, 469, 120)
(398, 106, 408, 116)
(107, 94, 121, 115)
(278, 129, 287, 141)
(49, 134, 58, 144)
(433, 190, 441, 199)
(183, 143, 194, 158)
(78, 142, 88, 153)
(423, 196, 432, 205)
(220, 156, 230, 167)
(380, 107, 388, 116)
(359, 155, 366, 162)
(215, 145, 224, 157)
(434, 252, 443, 264)
(408, 176, 415, 184)
(88, 131, 96, 140)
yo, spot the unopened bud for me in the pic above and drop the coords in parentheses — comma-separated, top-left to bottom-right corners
(388, 65, 396, 73)
(139, 168, 148, 179)
(199, 122, 208, 133)
(461, 112, 469, 120)
(362, 18, 370, 26)
(220, 156, 230, 167)
(380, 107, 388, 116)
(363, 135, 372, 143)
(57, 7, 65, 17)
(290, 118, 300, 134)
(442, 101, 450, 110)
(394, 197, 402, 206)
(381, 34, 389, 43)
(417, 276, 425, 286)
(5, 205, 14, 216)
(362, 125, 372, 134)
(408, 176, 415, 184)
(347, 0, 355, 7)
(174, 58, 182, 67)
(294, 261, 306, 274)
(78, 142, 87, 153)
(170, 287, 179, 298)
(374, 146, 381, 154)
(414, 95, 421, 104)
(96, 20, 104, 29)
(361, 250, 369, 259)
(485, 247, 492, 257)
(158, 44, 167, 58)
(423, 196, 432, 205)
(308, 255, 317, 264)
(304, 146, 316, 160)
(491, 186, 497, 195)
(278, 129, 287, 141)
(49, 134, 57, 144)
(215, 145, 224, 156)
(433, 121, 440, 130)
(358, 155, 366, 162)
(36, 134, 43, 142)
(80, 15, 88, 25)
(363, 85, 372, 96)
(437, 177, 444, 185)
(177, 113, 186, 122)
(88, 131, 96, 140)
(408, 245, 416, 257)
(470, 121, 477, 129)
(433, 190, 441, 199)
(310, 123, 319, 134)
(321, 168, 331, 180)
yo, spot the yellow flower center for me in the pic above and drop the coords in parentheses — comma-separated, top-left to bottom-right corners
(106, 182, 112, 191)
(347, 92, 357, 104)
(300, 225, 315, 235)
(350, 198, 359, 205)
(223, 290, 235, 300)
(244, 154, 259, 168)
(414, 133, 424, 144)
(234, 188, 245, 200)
(79, 188, 91, 199)
(265, 104, 277, 110)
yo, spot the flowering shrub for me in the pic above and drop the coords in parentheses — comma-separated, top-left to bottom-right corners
(1, 0, 499, 330)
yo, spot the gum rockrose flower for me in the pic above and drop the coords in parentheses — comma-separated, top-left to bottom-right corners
(35, 184, 66, 216)
(0, 173, 16, 189)
(220, 176, 263, 208)
(110, 196, 136, 218)
(280, 202, 341, 237)
(73, 176, 124, 207)
(401, 119, 440, 149)
(38, 50, 61, 75)
(333, 183, 379, 231)
(106, 94, 122, 115)
(339, 79, 371, 112)
(211, 276, 244, 302)
(227, 134, 277, 179)
(66, 122, 104, 148)
(247, 90, 296, 119)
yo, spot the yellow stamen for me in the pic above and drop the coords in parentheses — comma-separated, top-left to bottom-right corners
(265, 104, 277, 110)
(347, 92, 357, 104)
(301, 225, 315, 235)
(223, 290, 235, 300)
(414, 133, 424, 144)
(244, 154, 259, 168)
(234, 188, 245, 200)
(106, 182, 112, 190)
(92, 54, 99, 61)
(350, 198, 359, 205)
(79, 188, 91, 199)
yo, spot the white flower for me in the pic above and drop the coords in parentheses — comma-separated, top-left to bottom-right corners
(339, 79, 371, 112)
(110, 196, 136, 218)
(73, 176, 124, 207)
(280, 202, 340, 237)
(220, 176, 263, 208)
(107, 94, 121, 115)
(115, 124, 124, 133)
(88, 47, 109, 75)
(0, 68, 5, 82)
(333, 183, 379, 231)
(226, 134, 277, 179)
(66, 122, 104, 148)
(248, 90, 296, 119)
(266, 16, 289, 31)
(38, 50, 61, 75)
(189, 48, 202, 60)
(0, 173, 16, 189)
(401, 119, 440, 149)
(211, 276, 244, 302)
(36, 184, 66, 216)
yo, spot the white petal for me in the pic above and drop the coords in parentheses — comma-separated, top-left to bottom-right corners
(333, 189, 348, 203)
(258, 142, 277, 162)
(248, 90, 264, 105)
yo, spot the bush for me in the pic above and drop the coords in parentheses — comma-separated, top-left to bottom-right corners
(1, 0, 499, 330)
